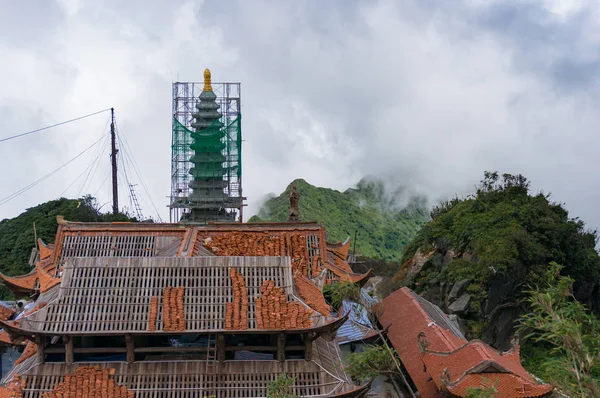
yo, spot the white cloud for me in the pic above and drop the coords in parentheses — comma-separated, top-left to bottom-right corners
(0, 0, 599, 232)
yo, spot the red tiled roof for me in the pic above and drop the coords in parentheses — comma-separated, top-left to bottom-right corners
(327, 239, 351, 261)
(196, 231, 314, 276)
(162, 286, 185, 332)
(14, 342, 37, 365)
(0, 304, 13, 322)
(378, 287, 553, 398)
(255, 280, 313, 329)
(226, 268, 249, 330)
(147, 296, 158, 331)
(37, 239, 54, 261)
(0, 256, 56, 295)
(294, 274, 331, 315)
(0, 375, 24, 398)
(34, 262, 60, 293)
(43, 366, 134, 398)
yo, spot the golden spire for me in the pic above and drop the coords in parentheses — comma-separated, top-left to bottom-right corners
(203, 68, 212, 92)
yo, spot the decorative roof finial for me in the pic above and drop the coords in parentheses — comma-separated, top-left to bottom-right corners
(203, 69, 212, 92)
(288, 183, 300, 222)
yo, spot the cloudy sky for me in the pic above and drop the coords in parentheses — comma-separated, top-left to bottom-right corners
(0, 0, 599, 229)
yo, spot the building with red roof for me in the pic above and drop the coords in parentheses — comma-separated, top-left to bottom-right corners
(377, 287, 553, 398)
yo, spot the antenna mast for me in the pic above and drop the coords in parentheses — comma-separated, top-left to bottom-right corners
(110, 108, 119, 215)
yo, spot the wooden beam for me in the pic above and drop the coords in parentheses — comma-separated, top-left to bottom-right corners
(304, 333, 313, 361)
(126, 335, 134, 364)
(73, 347, 127, 354)
(64, 336, 73, 366)
(35, 335, 45, 365)
(217, 334, 225, 362)
(277, 333, 286, 362)
(135, 346, 209, 353)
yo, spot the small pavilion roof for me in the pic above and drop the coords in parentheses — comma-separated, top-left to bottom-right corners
(378, 287, 553, 398)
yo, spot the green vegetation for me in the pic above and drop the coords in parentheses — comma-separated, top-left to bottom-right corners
(323, 281, 360, 309)
(267, 373, 299, 398)
(0, 195, 134, 298)
(520, 263, 600, 397)
(250, 178, 428, 261)
(400, 171, 599, 300)
(344, 345, 399, 382)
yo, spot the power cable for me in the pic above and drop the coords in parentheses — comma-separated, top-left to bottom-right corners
(114, 120, 163, 221)
(59, 116, 111, 198)
(78, 116, 112, 196)
(0, 134, 108, 206)
(92, 172, 111, 198)
(0, 108, 111, 143)
(78, 135, 109, 196)
(59, 135, 108, 198)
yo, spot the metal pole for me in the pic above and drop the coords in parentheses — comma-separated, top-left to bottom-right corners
(110, 108, 119, 215)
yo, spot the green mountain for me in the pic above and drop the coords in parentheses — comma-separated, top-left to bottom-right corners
(249, 178, 429, 261)
(396, 172, 600, 367)
(0, 196, 133, 297)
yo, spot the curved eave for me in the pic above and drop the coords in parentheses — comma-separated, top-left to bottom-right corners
(0, 330, 25, 346)
(0, 320, 34, 341)
(327, 238, 351, 261)
(0, 272, 37, 295)
(2, 312, 349, 338)
(333, 381, 373, 398)
(446, 374, 554, 398)
(323, 262, 372, 286)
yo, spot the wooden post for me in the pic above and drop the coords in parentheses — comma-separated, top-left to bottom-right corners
(36, 336, 46, 364)
(65, 335, 73, 365)
(304, 333, 313, 361)
(126, 335, 134, 364)
(217, 334, 225, 362)
(277, 333, 286, 362)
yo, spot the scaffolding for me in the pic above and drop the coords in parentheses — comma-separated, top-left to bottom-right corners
(169, 82, 244, 223)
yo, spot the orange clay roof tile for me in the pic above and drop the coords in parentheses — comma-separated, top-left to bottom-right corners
(327, 239, 351, 261)
(294, 274, 331, 315)
(0, 375, 25, 398)
(37, 239, 54, 261)
(256, 279, 313, 330)
(14, 342, 37, 366)
(34, 262, 61, 293)
(0, 305, 13, 322)
(378, 287, 553, 398)
(43, 366, 134, 398)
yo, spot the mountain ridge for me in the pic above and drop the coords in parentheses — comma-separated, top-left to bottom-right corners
(249, 177, 429, 260)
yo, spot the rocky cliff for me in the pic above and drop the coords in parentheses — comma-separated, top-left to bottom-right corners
(396, 172, 600, 349)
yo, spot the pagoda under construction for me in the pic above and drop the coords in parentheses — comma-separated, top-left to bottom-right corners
(170, 69, 244, 224)
(0, 69, 373, 396)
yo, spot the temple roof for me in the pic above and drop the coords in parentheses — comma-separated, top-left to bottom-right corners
(378, 287, 553, 398)
(0, 338, 369, 397)
(0, 220, 370, 297)
(2, 256, 345, 336)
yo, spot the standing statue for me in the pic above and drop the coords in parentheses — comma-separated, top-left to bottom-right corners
(288, 183, 299, 221)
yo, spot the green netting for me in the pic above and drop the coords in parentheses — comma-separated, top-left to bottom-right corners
(171, 114, 242, 194)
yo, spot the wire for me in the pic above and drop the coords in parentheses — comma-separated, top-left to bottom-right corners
(0, 134, 108, 206)
(0, 108, 111, 143)
(59, 135, 108, 198)
(114, 119, 163, 221)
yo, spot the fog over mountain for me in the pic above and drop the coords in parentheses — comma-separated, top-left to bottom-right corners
(1, 0, 599, 229)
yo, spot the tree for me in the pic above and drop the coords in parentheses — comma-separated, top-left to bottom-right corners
(344, 345, 398, 382)
(323, 281, 360, 309)
(519, 262, 600, 397)
(267, 373, 299, 398)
